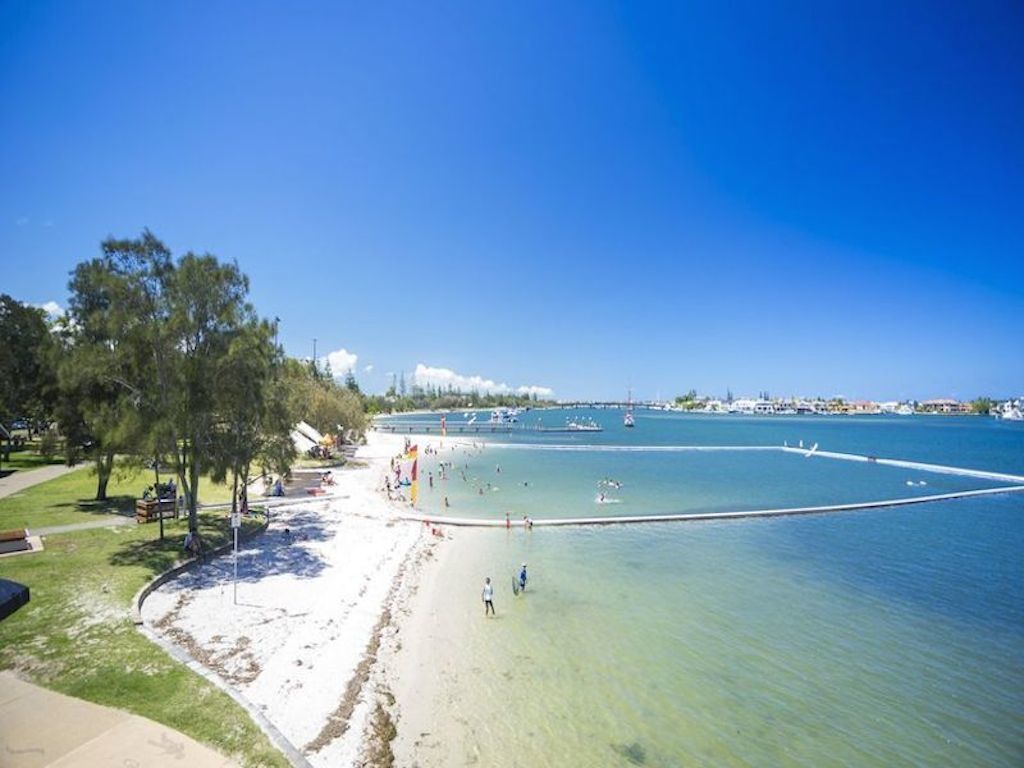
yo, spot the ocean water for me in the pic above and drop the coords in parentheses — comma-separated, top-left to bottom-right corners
(391, 411, 1024, 767)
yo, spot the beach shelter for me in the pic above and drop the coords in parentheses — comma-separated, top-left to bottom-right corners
(290, 429, 318, 455)
(294, 421, 325, 445)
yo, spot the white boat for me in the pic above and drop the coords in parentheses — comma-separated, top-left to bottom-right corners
(999, 400, 1023, 421)
(624, 389, 635, 428)
(489, 408, 518, 424)
(567, 418, 601, 432)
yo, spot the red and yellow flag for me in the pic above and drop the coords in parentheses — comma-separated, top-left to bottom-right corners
(404, 445, 418, 506)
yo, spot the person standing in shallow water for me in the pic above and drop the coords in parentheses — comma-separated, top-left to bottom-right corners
(482, 577, 495, 616)
(519, 563, 528, 592)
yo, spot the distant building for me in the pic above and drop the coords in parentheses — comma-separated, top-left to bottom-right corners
(729, 398, 757, 414)
(848, 400, 881, 414)
(919, 398, 970, 414)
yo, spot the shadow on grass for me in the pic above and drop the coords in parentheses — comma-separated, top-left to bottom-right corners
(107, 535, 184, 578)
(107, 517, 238, 578)
(50, 495, 138, 518)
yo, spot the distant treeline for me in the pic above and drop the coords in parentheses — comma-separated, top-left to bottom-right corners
(365, 386, 553, 415)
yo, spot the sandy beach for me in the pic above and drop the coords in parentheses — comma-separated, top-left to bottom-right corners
(141, 431, 457, 767)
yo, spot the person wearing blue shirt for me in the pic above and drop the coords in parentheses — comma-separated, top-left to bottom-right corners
(519, 563, 528, 592)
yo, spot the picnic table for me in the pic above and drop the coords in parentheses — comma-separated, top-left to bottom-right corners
(135, 498, 178, 523)
(0, 529, 30, 555)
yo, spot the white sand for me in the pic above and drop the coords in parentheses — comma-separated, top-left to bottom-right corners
(141, 431, 445, 767)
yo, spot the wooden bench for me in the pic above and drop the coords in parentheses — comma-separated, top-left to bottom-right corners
(0, 529, 30, 555)
(135, 498, 178, 523)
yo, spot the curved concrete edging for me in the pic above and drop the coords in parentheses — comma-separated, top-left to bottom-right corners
(131, 517, 314, 768)
(400, 485, 1024, 527)
(130, 518, 269, 625)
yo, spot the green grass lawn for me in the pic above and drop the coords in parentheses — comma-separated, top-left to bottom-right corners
(292, 455, 346, 469)
(0, 500, 288, 767)
(0, 448, 66, 472)
(0, 464, 235, 530)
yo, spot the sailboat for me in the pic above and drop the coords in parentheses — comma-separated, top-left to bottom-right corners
(624, 389, 635, 428)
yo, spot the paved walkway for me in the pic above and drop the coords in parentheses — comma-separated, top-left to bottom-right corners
(31, 518, 133, 536)
(0, 463, 86, 500)
(0, 671, 239, 767)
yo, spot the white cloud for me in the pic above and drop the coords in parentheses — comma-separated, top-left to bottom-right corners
(413, 363, 553, 397)
(320, 347, 358, 375)
(516, 384, 555, 398)
(364, 364, 374, 373)
(15, 216, 28, 226)
(34, 301, 65, 317)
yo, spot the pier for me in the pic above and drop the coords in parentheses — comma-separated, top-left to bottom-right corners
(372, 422, 602, 434)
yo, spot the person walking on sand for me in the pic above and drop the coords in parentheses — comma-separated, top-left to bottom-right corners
(519, 563, 528, 592)
(482, 577, 495, 616)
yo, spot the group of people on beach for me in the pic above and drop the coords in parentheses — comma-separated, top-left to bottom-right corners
(482, 562, 528, 616)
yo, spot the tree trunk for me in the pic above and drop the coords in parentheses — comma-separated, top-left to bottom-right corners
(95, 450, 114, 501)
(231, 467, 239, 515)
(188, 444, 200, 535)
(240, 465, 250, 513)
(155, 453, 164, 541)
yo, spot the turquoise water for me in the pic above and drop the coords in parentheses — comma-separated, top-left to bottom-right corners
(391, 412, 1024, 766)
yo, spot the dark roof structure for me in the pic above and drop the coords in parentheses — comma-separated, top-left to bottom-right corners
(0, 578, 30, 621)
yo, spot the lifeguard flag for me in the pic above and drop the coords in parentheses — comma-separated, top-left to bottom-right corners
(404, 445, 418, 505)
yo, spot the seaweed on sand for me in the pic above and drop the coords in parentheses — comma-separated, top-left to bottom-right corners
(612, 740, 647, 765)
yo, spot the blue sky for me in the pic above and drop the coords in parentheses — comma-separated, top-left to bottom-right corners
(2, 1, 1022, 400)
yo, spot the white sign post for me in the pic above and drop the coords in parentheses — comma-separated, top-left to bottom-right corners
(231, 512, 241, 605)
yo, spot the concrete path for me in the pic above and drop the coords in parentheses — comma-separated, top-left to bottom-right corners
(0, 463, 86, 500)
(31, 517, 133, 536)
(0, 671, 239, 768)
